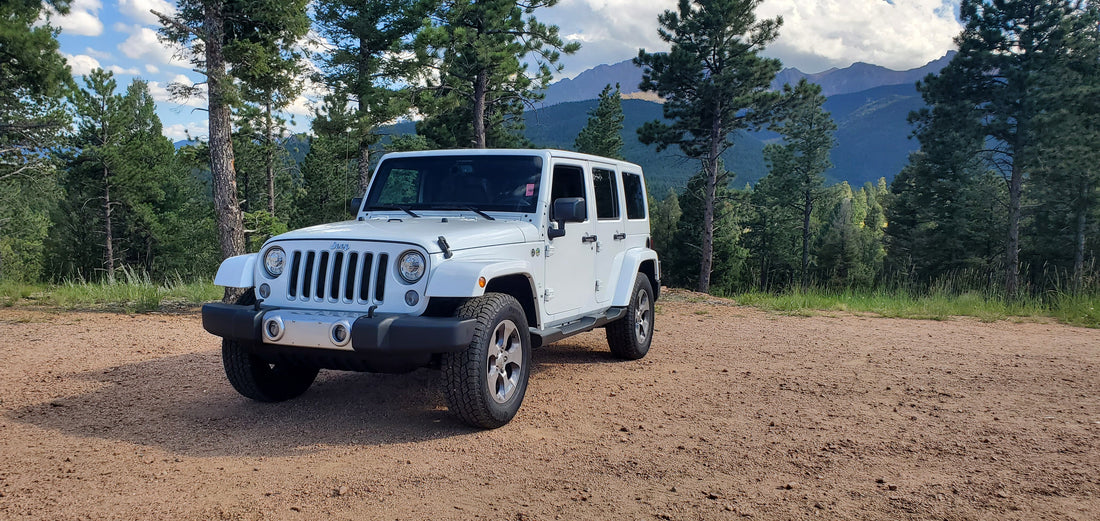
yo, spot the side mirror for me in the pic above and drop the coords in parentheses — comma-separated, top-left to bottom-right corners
(349, 197, 363, 215)
(548, 197, 586, 239)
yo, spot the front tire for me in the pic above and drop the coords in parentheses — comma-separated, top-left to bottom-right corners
(442, 293, 531, 428)
(221, 290, 319, 402)
(606, 275, 655, 360)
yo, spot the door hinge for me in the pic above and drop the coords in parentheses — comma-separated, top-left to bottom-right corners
(543, 288, 554, 301)
(595, 280, 601, 292)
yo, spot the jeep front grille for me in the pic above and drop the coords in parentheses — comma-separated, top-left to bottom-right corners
(286, 249, 388, 303)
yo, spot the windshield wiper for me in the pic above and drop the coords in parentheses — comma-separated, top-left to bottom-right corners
(367, 205, 419, 218)
(424, 205, 495, 221)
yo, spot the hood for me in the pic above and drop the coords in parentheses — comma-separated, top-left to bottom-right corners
(269, 217, 538, 254)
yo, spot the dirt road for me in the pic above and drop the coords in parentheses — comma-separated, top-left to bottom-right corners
(1, 291, 1098, 520)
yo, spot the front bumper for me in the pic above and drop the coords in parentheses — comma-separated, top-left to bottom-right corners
(201, 303, 476, 355)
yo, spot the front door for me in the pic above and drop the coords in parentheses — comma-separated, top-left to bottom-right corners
(543, 162, 596, 316)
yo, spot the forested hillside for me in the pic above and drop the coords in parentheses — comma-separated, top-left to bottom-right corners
(1, 0, 1097, 306)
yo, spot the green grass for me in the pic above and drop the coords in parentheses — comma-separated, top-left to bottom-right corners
(3, 273, 1097, 328)
(727, 288, 1098, 328)
(0, 270, 221, 313)
(0, 280, 39, 307)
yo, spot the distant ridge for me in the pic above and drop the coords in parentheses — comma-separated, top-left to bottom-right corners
(539, 51, 955, 108)
(771, 51, 956, 97)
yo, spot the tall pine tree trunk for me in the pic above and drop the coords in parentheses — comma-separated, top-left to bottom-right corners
(1006, 159, 1023, 297)
(472, 69, 489, 149)
(356, 37, 372, 196)
(801, 189, 812, 291)
(205, 0, 246, 301)
(1073, 178, 1088, 292)
(356, 142, 370, 196)
(697, 112, 722, 293)
(103, 165, 115, 277)
(265, 98, 275, 216)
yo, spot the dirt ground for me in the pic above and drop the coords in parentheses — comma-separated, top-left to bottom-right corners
(1, 290, 1098, 521)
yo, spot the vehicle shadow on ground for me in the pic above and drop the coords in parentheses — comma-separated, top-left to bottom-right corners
(7, 342, 619, 458)
(7, 350, 475, 457)
(531, 340, 623, 369)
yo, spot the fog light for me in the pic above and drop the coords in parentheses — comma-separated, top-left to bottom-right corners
(404, 290, 419, 306)
(258, 283, 271, 299)
(264, 317, 284, 341)
(330, 321, 351, 346)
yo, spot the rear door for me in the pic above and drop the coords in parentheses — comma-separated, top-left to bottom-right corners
(591, 163, 626, 304)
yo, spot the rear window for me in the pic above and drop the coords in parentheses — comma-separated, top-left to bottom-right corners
(622, 172, 646, 220)
(593, 167, 620, 220)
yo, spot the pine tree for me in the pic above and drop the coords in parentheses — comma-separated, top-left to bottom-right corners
(574, 84, 625, 159)
(665, 171, 749, 292)
(0, 0, 71, 281)
(154, 0, 310, 299)
(635, 0, 782, 293)
(916, 0, 1100, 296)
(53, 73, 179, 279)
(745, 173, 800, 290)
(296, 95, 360, 229)
(760, 80, 835, 289)
(416, 0, 579, 148)
(314, 0, 432, 195)
(649, 189, 682, 261)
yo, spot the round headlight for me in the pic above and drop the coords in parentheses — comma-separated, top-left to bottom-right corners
(263, 246, 286, 277)
(397, 250, 426, 283)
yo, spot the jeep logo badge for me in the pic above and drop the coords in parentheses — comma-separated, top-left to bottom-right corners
(330, 242, 350, 251)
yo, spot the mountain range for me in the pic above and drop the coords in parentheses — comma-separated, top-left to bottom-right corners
(526, 52, 953, 193)
(538, 52, 954, 106)
(180, 53, 952, 196)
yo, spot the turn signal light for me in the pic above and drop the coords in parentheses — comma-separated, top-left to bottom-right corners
(478, 277, 486, 288)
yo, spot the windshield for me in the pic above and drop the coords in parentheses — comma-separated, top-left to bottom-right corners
(365, 155, 544, 213)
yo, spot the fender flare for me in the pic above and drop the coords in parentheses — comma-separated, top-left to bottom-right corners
(214, 254, 258, 289)
(611, 249, 660, 307)
(425, 260, 533, 298)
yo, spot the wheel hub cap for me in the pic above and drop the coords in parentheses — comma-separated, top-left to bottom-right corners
(635, 291, 651, 345)
(486, 319, 523, 404)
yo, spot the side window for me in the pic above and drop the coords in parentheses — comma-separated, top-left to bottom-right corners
(550, 164, 586, 221)
(593, 167, 620, 220)
(622, 172, 646, 220)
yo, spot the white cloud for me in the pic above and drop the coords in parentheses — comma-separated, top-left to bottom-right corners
(118, 26, 192, 69)
(51, 0, 104, 37)
(147, 79, 206, 108)
(106, 65, 141, 75)
(84, 47, 112, 60)
(163, 120, 209, 142)
(541, 0, 961, 77)
(757, 0, 962, 72)
(539, 0, 672, 78)
(65, 54, 102, 77)
(145, 64, 160, 74)
(118, 0, 177, 25)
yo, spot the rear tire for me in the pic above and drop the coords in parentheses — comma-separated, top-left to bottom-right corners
(221, 290, 319, 402)
(606, 275, 655, 360)
(442, 293, 531, 428)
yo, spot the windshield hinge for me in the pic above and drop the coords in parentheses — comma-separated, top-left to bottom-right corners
(437, 236, 453, 259)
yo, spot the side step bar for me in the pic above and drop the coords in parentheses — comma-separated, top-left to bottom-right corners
(530, 307, 626, 348)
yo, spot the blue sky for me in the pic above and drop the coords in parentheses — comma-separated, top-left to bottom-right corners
(46, 0, 963, 142)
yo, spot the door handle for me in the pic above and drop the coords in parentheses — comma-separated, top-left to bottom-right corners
(582, 234, 598, 243)
(613, 232, 626, 240)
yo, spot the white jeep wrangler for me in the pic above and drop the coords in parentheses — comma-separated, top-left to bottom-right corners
(202, 149, 660, 428)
